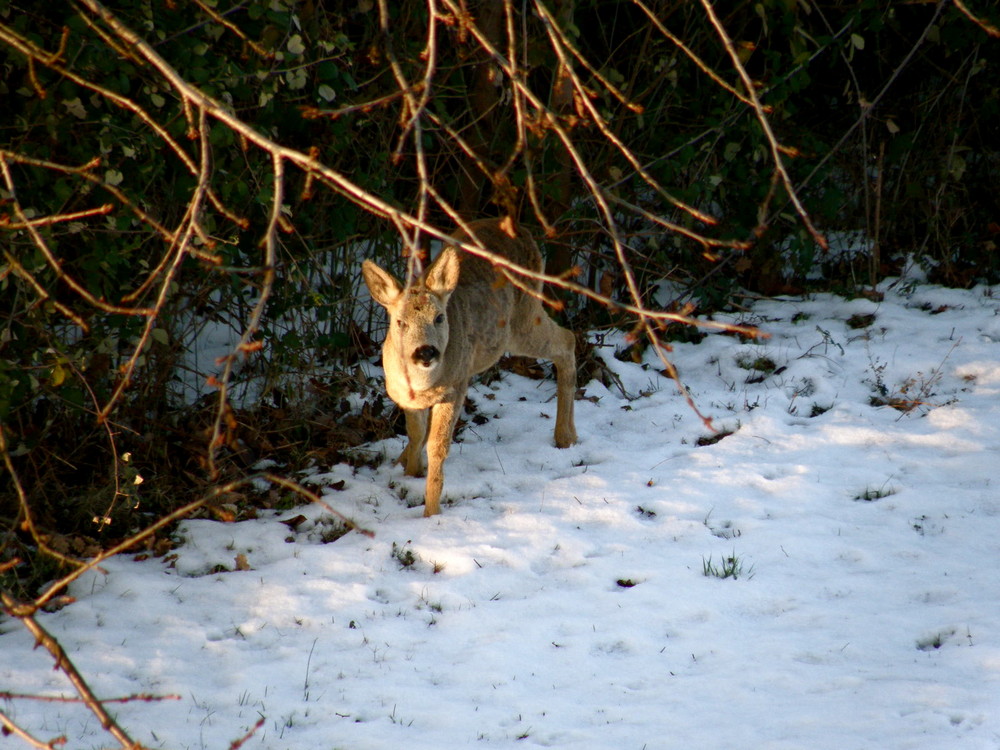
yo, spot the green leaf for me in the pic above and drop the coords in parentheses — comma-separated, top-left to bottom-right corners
(317, 61, 340, 82)
(948, 154, 966, 182)
(340, 70, 358, 90)
(287, 34, 305, 56)
(63, 97, 86, 119)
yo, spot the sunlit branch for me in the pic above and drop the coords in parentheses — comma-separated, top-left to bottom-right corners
(698, 0, 827, 250)
(533, 0, 719, 227)
(0, 708, 62, 750)
(206, 147, 282, 477)
(794, 0, 948, 201)
(0, 20, 242, 228)
(97, 106, 214, 424)
(536, 0, 642, 112)
(0, 155, 153, 320)
(0, 204, 114, 229)
(191, 0, 276, 58)
(0, 247, 87, 330)
(0, 592, 144, 749)
(0, 426, 89, 574)
(378, 0, 436, 264)
(630, 0, 762, 110)
(0, 691, 181, 704)
(953, 0, 1000, 38)
(74, 0, 722, 336)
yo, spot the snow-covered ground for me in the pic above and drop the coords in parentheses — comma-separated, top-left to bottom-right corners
(4, 278, 1000, 749)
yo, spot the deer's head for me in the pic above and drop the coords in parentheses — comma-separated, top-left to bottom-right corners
(362, 249, 461, 392)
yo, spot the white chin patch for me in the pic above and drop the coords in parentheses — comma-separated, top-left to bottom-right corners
(408, 363, 438, 387)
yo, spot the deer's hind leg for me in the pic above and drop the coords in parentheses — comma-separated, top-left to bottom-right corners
(397, 408, 429, 477)
(512, 307, 577, 448)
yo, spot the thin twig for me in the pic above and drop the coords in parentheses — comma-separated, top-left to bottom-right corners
(953, 0, 1000, 37)
(793, 1, 948, 200)
(0, 708, 64, 750)
(0, 593, 146, 749)
(698, 0, 827, 251)
(0, 691, 181, 704)
(533, 0, 717, 226)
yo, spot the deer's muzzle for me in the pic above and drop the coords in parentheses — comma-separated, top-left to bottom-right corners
(412, 345, 440, 366)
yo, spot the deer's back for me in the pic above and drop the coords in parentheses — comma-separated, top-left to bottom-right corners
(440, 219, 543, 376)
(447, 219, 541, 285)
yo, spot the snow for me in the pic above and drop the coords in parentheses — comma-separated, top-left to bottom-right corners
(4, 280, 1000, 749)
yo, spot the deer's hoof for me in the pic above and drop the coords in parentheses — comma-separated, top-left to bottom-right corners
(555, 429, 577, 449)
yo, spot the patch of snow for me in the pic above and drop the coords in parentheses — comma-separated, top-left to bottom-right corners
(3, 278, 1000, 749)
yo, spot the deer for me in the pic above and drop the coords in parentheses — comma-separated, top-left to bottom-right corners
(362, 217, 577, 517)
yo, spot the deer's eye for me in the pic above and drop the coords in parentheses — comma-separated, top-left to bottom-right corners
(434, 314, 445, 325)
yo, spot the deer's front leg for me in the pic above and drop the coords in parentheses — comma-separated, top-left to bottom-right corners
(423, 387, 466, 517)
(397, 408, 429, 477)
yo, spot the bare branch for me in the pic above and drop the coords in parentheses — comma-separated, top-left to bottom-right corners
(953, 0, 1000, 37)
(698, 0, 827, 251)
(0, 708, 65, 750)
(631, 0, 763, 110)
(0, 691, 181, 704)
(533, 0, 719, 226)
(0, 592, 146, 749)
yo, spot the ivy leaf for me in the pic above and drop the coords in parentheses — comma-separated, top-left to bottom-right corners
(50, 362, 67, 387)
(948, 154, 966, 182)
(287, 34, 305, 56)
(286, 68, 308, 90)
(63, 97, 86, 119)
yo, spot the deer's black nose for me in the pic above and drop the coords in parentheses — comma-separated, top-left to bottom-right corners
(412, 345, 440, 366)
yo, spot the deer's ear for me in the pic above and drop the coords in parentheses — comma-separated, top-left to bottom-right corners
(362, 260, 403, 308)
(425, 247, 461, 297)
